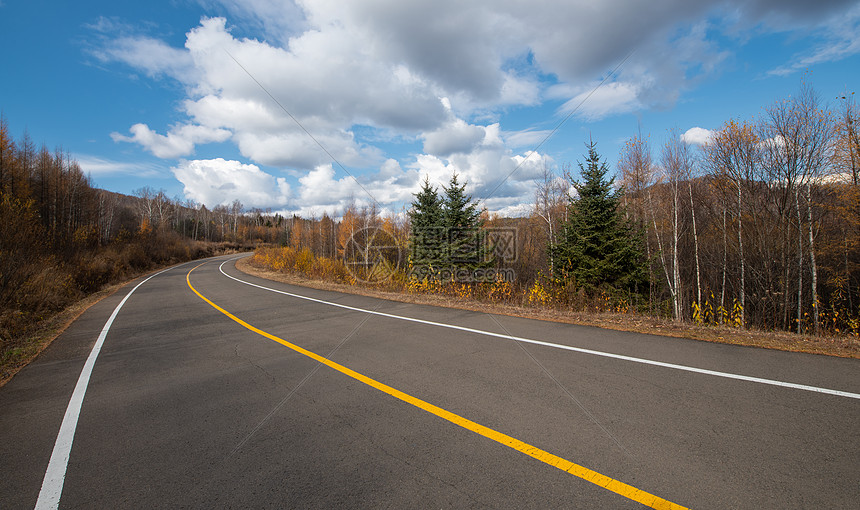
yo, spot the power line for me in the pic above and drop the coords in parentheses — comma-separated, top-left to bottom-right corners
(226, 45, 635, 212)
(223, 48, 382, 210)
(479, 49, 636, 206)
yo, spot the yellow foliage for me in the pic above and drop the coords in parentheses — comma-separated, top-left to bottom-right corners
(527, 279, 551, 306)
(453, 281, 471, 300)
(139, 218, 152, 235)
(252, 246, 352, 283)
(731, 300, 744, 328)
(407, 274, 442, 294)
(692, 301, 703, 325)
(690, 295, 743, 328)
(487, 276, 513, 303)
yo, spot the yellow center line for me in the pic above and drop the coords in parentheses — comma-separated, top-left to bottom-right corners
(187, 263, 688, 510)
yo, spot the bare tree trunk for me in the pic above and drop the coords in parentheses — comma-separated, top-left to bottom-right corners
(806, 182, 819, 334)
(736, 182, 745, 326)
(648, 188, 675, 315)
(782, 236, 790, 331)
(795, 189, 804, 334)
(534, 164, 561, 275)
(688, 181, 701, 307)
(672, 180, 681, 320)
(721, 206, 727, 324)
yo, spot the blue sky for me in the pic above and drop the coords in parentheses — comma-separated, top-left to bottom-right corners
(1, 0, 858, 216)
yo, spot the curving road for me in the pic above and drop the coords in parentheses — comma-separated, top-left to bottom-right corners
(1, 255, 858, 508)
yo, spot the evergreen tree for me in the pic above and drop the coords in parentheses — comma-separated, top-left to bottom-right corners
(550, 141, 647, 294)
(408, 176, 445, 273)
(442, 173, 490, 272)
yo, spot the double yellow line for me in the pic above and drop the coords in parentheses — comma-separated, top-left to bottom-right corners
(187, 264, 687, 509)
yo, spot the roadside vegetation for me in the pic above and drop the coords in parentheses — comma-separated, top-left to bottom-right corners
(2, 82, 858, 384)
(0, 117, 262, 383)
(247, 84, 859, 357)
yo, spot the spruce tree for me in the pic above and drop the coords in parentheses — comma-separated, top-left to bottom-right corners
(408, 176, 445, 274)
(550, 141, 646, 294)
(442, 173, 490, 272)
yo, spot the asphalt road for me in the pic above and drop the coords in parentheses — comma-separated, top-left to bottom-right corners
(1, 254, 858, 509)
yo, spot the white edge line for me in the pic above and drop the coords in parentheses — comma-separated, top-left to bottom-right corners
(35, 267, 172, 510)
(218, 259, 860, 401)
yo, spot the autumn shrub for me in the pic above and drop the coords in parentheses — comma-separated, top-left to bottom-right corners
(252, 246, 353, 283)
(19, 263, 77, 314)
(486, 277, 514, 303)
(73, 253, 116, 294)
(527, 278, 552, 306)
(690, 294, 742, 328)
(294, 247, 315, 274)
(1, 260, 77, 370)
(2, 224, 245, 370)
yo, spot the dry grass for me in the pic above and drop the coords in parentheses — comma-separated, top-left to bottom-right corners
(0, 282, 124, 388)
(0, 244, 255, 388)
(237, 257, 860, 359)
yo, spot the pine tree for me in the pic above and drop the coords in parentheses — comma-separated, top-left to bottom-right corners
(442, 173, 490, 272)
(408, 176, 445, 274)
(550, 141, 646, 294)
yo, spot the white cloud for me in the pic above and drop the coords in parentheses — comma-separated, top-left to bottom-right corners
(187, 17, 446, 129)
(232, 128, 381, 169)
(100, 1, 860, 130)
(422, 119, 486, 157)
(92, 0, 860, 213)
(498, 72, 541, 107)
(87, 18, 196, 82)
(681, 127, 715, 146)
(503, 129, 553, 149)
(111, 123, 232, 158)
(493, 203, 533, 218)
(194, 0, 307, 45)
(76, 155, 162, 177)
(768, 4, 860, 76)
(411, 125, 554, 213)
(293, 160, 421, 215)
(172, 158, 291, 208)
(561, 81, 643, 121)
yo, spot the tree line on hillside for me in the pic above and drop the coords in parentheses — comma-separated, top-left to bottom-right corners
(0, 116, 281, 351)
(0, 112, 411, 351)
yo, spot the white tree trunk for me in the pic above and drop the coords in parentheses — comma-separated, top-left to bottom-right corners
(737, 182, 745, 326)
(795, 188, 803, 334)
(806, 182, 819, 334)
(721, 206, 727, 324)
(688, 181, 701, 307)
(672, 182, 681, 320)
(649, 189, 675, 315)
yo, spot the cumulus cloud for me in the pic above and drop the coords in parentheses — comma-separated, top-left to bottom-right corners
(561, 81, 644, 120)
(423, 118, 487, 157)
(411, 125, 553, 213)
(186, 17, 446, 128)
(681, 127, 715, 146)
(292, 160, 422, 215)
(194, 0, 307, 45)
(111, 123, 232, 158)
(102, 2, 860, 129)
(172, 158, 291, 207)
(94, 0, 860, 212)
